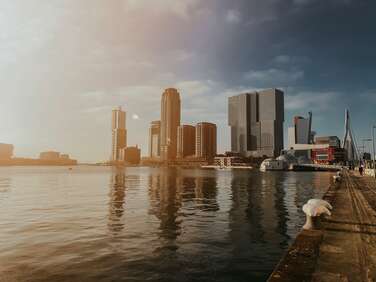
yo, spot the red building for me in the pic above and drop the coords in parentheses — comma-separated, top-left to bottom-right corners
(311, 147, 346, 165)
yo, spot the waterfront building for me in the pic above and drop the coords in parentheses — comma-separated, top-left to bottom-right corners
(177, 125, 196, 158)
(112, 106, 127, 161)
(287, 112, 313, 149)
(0, 143, 14, 160)
(160, 88, 181, 161)
(213, 152, 250, 167)
(315, 136, 341, 147)
(195, 122, 217, 161)
(0, 147, 77, 165)
(282, 135, 345, 165)
(312, 136, 344, 164)
(149, 120, 161, 159)
(228, 88, 284, 158)
(40, 151, 60, 160)
(123, 146, 141, 165)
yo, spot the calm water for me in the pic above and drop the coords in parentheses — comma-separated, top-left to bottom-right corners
(0, 166, 333, 282)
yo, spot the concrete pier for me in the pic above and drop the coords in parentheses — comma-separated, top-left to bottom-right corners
(268, 171, 376, 281)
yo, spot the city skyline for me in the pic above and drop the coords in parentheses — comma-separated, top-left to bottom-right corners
(1, 86, 372, 163)
(1, 1, 375, 162)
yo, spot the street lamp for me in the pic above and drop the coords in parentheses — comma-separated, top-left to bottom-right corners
(372, 126, 376, 178)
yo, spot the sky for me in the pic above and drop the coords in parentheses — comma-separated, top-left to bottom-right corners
(0, 0, 375, 162)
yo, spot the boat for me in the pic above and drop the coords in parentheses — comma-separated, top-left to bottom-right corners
(260, 158, 285, 172)
(201, 165, 253, 170)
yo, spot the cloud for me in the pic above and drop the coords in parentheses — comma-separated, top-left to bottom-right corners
(360, 90, 376, 103)
(273, 55, 311, 65)
(245, 15, 278, 26)
(124, 0, 200, 19)
(225, 9, 241, 24)
(293, 0, 352, 6)
(175, 80, 216, 96)
(273, 55, 291, 64)
(82, 106, 113, 114)
(243, 68, 304, 86)
(293, 0, 313, 5)
(173, 50, 196, 62)
(285, 91, 339, 112)
(132, 114, 140, 120)
(0, 3, 59, 67)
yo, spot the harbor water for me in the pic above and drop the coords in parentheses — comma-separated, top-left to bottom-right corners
(0, 166, 334, 282)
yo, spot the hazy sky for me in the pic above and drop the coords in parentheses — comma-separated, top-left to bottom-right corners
(1, 0, 375, 162)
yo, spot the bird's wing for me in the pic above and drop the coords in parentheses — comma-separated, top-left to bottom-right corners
(316, 205, 331, 216)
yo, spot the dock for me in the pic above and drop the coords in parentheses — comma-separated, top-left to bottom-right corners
(268, 171, 376, 281)
(291, 164, 342, 172)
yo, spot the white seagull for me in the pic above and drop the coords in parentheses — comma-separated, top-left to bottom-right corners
(302, 201, 332, 230)
(307, 199, 333, 210)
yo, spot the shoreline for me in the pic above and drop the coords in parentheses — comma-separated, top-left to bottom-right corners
(268, 172, 376, 281)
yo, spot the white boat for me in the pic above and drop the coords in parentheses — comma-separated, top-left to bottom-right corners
(201, 165, 253, 170)
(260, 159, 285, 172)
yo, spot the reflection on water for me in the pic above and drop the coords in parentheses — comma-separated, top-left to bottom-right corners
(0, 177, 11, 193)
(108, 169, 127, 234)
(0, 166, 332, 282)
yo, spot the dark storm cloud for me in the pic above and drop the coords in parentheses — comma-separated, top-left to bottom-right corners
(202, 0, 376, 141)
(206, 0, 376, 89)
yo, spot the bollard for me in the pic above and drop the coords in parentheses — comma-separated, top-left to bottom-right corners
(302, 200, 332, 230)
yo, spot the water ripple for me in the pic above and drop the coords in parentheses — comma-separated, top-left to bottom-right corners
(0, 166, 332, 282)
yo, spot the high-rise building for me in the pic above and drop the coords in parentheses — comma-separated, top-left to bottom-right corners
(228, 88, 284, 158)
(177, 125, 196, 158)
(112, 106, 127, 161)
(149, 120, 161, 159)
(288, 112, 312, 148)
(195, 122, 217, 160)
(160, 88, 181, 161)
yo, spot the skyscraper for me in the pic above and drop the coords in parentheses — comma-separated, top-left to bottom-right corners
(111, 106, 127, 161)
(228, 89, 284, 158)
(288, 112, 313, 148)
(177, 125, 196, 158)
(160, 88, 181, 161)
(196, 122, 217, 161)
(149, 120, 161, 159)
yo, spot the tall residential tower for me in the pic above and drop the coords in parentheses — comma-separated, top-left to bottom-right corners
(160, 88, 181, 161)
(177, 125, 196, 158)
(111, 106, 127, 161)
(228, 89, 284, 158)
(196, 122, 217, 161)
